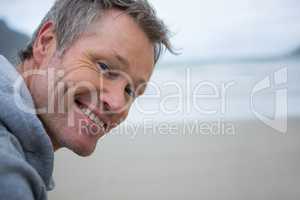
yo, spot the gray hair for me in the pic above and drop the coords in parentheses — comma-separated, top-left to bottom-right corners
(19, 0, 174, 64)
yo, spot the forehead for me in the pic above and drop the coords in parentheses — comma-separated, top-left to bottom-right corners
(79, 9, 155, 80)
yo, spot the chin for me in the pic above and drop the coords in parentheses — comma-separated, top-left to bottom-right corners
(72, 145, 96, 157)
(42, 99, 107, 157)
(52, 121, 100, 157)
(62, 134, 98, 157)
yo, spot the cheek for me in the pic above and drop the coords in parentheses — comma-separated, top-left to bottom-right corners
(30, 75, 50, 108)
(61, 68, 102, 93)
(120, 105, 131, 120)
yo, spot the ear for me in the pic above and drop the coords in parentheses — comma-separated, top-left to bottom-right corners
(32, 21, 57, 66)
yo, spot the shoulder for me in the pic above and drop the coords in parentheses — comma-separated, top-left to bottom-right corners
(0, 123, 47, 200)
(0, 123, 25, 158)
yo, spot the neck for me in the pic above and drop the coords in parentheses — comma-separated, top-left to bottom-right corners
(17, 59, 36, 88)
(17, 59, 60, 152)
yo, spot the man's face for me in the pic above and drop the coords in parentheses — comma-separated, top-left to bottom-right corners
(28, 10, 155, 156)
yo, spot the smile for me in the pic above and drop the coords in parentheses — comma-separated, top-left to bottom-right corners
(75, 100, 108, 132)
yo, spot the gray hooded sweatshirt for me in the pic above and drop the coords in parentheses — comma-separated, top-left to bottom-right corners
(0, 55, 54, 200)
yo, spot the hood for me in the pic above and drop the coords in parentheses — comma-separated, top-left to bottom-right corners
(0, 55, 54, 190)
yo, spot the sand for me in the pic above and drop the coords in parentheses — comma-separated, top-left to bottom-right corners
(49, 118, 300, 200)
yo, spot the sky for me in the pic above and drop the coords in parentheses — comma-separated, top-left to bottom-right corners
(1, 0, 300, 62)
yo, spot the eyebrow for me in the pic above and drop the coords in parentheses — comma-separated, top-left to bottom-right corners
(115, 53, 130, 69)
(136, 79, 147, 86)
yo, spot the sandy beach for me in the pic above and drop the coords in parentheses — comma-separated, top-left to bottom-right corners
(49, 58, 300, 200)
(49, 118, 300, 200)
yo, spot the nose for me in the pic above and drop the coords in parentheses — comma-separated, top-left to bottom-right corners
(100, 80, 129, 113)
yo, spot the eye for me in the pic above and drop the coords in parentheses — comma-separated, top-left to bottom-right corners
(97, 62, 119, 79)
(125, 85, 135, 98)
(97, 62, 109, 72)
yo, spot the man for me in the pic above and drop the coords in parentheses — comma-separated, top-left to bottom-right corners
(0, 0, 173, 199)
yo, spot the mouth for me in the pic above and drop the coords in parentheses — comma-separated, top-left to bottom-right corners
(74, 99, 108, 132)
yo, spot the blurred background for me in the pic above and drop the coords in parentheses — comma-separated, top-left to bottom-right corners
(1, 0, 300, 200)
